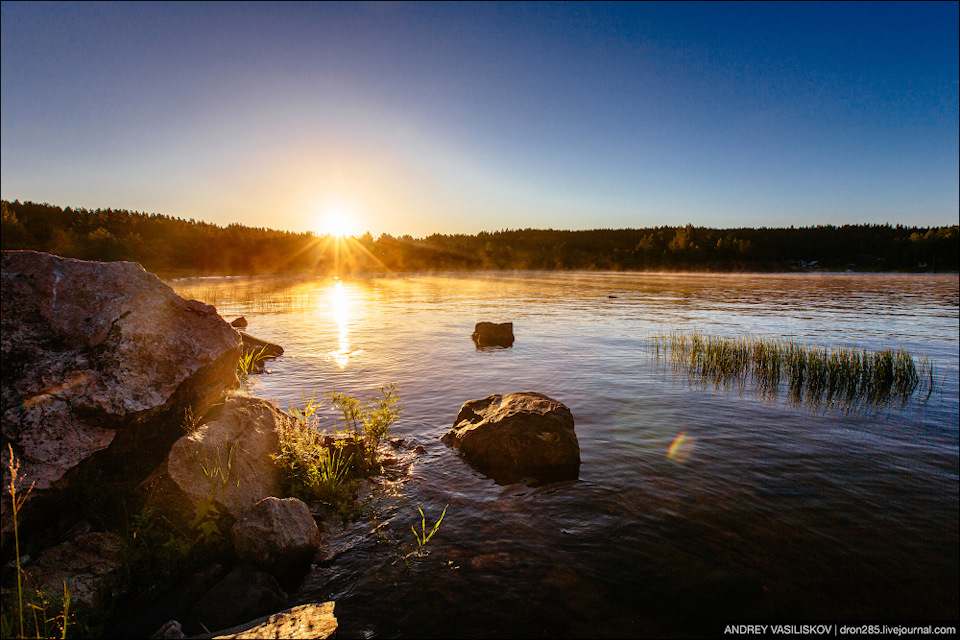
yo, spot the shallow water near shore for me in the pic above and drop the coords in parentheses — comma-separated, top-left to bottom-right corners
(172, 271, 959, 637)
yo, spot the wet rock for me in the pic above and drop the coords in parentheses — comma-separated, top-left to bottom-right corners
(470, 551, 513, 570)
(238, 331, 283, 358)
(320, 432, 365, 466)
(199, 602, 337, 640)
(1, 250, 240, 544)
(188, 564, 287, 635)
(166, 394, 287, 520)
(441, 392, 580, 484)
(471, 321, 514, 348)
(230, 317, 248, 328)
(23, 531, 123, 609)
(238, 332, 283, 373)
(232, 497, 320, 576)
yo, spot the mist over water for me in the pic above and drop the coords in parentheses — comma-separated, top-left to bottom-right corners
(172, 272, 959, 637)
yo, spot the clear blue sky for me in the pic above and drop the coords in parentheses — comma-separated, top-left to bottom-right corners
(2, 1, 957, 236)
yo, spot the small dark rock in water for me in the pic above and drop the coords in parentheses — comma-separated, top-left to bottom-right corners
(471, 321, 514, 348)
(321, 432, 365, 463)
(441, 392, 580, 484)
(608, 295, 618, 298)
(239, 331, 283, 358)
(231, 316, 248, 328)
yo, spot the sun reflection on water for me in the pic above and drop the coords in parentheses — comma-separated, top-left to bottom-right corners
(328, 280, 362, 368)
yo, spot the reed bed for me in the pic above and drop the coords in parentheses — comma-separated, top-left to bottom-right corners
(169, 279, 316, 315)
(652, 332, 937, 411)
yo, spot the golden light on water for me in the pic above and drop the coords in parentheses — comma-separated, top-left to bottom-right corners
(327, 280, 362, 368)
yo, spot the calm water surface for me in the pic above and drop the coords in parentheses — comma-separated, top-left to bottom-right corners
(172, 272, 959, 638)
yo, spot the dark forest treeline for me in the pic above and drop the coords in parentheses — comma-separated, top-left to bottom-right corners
(2, 199, 957, 275)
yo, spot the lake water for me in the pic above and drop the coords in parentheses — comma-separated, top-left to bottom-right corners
(171, 272, 959, 638)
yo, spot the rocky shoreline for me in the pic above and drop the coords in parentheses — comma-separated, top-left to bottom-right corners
(1, 250, 579, 639)
(0, 251, 337, 638)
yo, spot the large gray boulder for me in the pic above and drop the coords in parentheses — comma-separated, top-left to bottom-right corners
(1, 251, 240, 541)
(441, 392, 580, 484)
(232, 497, 321, 575)
(166, 394, 287, 520)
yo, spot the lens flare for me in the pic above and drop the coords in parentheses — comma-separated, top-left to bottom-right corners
(666, 430, 695, 464)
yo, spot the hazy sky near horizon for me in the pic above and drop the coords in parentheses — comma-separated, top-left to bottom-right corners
(2, 1, 957, 237)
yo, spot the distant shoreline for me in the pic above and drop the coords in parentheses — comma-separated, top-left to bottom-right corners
(4, 200, 958, 276)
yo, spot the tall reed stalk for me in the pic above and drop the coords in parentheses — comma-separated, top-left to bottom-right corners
(3, 445, 71, 640)
(652, 332, 938, 411)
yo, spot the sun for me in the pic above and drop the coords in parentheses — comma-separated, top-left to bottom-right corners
(318, 211, 355, 238)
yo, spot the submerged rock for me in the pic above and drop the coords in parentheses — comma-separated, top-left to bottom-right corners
(471, 321, 514, 348)
(441, 392, 580, 484)
(232, 497, 320, 576)
(1, 251, 240, 543)
(165, 394, 287, 520)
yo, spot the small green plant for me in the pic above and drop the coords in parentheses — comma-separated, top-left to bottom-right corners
(326, 384, 403, 469)
(288, 390, 322, 426)
(1, 444, 72, 640)
(272, 386, 402, 515)
(410, 504, 448, 557)
(237, 346, 269, 377)
(272, 414, 357, 507)
(180, 406, 199, 434)
(190, 442, 241, 546)
(188, 498, 224, 545)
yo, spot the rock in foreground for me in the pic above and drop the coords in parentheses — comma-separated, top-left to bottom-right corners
(441, 392, 580, 484)
(24, 530, 123, 609)
(232, 497, 321, 576)
(166, 394, 287, 520)
(202, 602, 337, 640)
(471, 321, 514, 348)
(1, 251, 241, 541)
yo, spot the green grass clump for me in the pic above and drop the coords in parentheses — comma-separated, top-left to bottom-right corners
(410, 504, 447, 556)
(272, 385, 402, 509)
(652, 332, 937, 411)
(237, 347, 269, 378)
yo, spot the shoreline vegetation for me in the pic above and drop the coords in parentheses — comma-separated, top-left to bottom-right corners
(652, 332, 940, 412)
(3, 200, 958, 276)
(1, 380, 407, 639)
